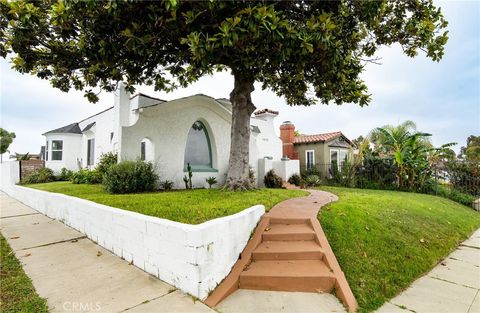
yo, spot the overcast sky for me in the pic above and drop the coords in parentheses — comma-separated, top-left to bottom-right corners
(1, 1, 478, 158)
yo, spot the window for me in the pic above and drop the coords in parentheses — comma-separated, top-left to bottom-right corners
(339, 150, 348, 170)
(87, 139, 95, 166)
(184, 121, 213, 170)
(140, 141, 146, 161)
(306, 150, 315, 169)
(51, 140, 63, 161)
(45, 140, 49, 161)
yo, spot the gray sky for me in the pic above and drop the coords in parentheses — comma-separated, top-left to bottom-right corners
(1, 1, 478, 157)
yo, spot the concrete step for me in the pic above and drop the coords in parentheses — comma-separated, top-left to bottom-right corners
(269, 217, 311, 225)
(252, 240, 324, 260)
(239, 260, 336, 292)
(263, 223, 315, 241)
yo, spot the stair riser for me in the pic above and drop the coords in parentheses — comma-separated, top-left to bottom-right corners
(269, 218, 311, 225)
(262, 233, 315, 241)
(252, 251, 324, 261)
(240, 276, 336, 293)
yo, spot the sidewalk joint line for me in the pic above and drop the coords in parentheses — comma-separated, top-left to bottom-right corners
(460, 244, 480, 250)
(467, 289, 479, 313)
(428, 275, 477, 290)
(0, 212, 40, 219)
(15, 236, 88, 251)
(118, 289, 178, 312)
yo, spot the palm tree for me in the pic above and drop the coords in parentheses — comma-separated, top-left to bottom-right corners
(370, 122, 432, 190)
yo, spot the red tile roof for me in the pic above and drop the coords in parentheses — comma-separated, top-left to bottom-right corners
(293, 131, 346, 144)
(254, 108, 279, 116)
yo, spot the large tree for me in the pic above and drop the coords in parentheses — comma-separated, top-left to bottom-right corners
(0, 128, 16, 163)
(0, 0, 448, 189)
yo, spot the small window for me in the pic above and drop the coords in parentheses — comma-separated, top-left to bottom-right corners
(45, 140, 49, 161)
(306, 150, 315, 169)
(330, 149, 338, 164)
(87, 139, 95, 166)
(51, 140, 63, 161)
(339, 150, 348, 169)
(184, 121, 212, 170)
(140, 141, 146, 161)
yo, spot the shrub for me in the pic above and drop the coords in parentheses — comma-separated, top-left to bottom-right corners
(160, 180, 174, 191)
(206, 176, 217, 189)
(21, 167, 55, 184)
(71, 169, 102, 184)
(264, 169, 283, 188)
(301, 166, 320, 179)
(288, 174, 302, 186)
(103, 160, 158, 194)
(96, 152, 118, 175)
(304, 175, 321, 187)
(57, 167, 73, 181)
(436, 186, 475, 207)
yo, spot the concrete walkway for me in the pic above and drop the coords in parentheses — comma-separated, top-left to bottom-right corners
(0, 192, 214, 313)
(377, 229, 480, 313)
(211, 189, 356, 313)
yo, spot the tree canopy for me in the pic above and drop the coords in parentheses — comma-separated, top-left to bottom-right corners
(0, 127, 16, 162)
(0, 0, 449, 189)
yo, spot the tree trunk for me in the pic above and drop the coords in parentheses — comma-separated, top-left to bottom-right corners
(224, 73, 256, 191)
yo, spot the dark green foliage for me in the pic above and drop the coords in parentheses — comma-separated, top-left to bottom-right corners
(57, 167, 73, 181)
(160, 180, 174, 191)
(287, 173, 301, 186)
(446, 161, 480, 196)
(103, 160, 158, 194)
(301, 167, 321, 179)
(20, 167, 55, 184)
(183, 163, 193, 189)
(437, 185, 476, 207)
(0, 128, 15, 157)
(304, 175, 321, 187)
(264, 169, 283, 189)
(71, 169, 102, 184)
(206, 176, 217, 189)
(96, 152, 118, 175)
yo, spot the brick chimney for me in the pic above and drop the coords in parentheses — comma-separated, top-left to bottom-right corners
(280, 121, 297, 159)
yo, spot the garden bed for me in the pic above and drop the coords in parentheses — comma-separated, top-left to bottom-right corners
(27, 182, 307, 224)
(318, 186, 480, 312)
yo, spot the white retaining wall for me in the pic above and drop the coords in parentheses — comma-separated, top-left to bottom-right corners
(0, 161, 264, 299)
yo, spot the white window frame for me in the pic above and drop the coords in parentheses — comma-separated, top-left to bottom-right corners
(330, 148, 339, 164)
(51, 140, 63, 161)
(87, 138, 95, 166)
(305, 149, 315, 169)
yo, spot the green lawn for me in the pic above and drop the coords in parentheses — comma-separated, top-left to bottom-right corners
(319, 186, 480, 313)
(27, 182, 307, 224)
(0, 234, 48, 313)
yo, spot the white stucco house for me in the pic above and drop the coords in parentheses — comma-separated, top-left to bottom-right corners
(42, 85, 299, 188)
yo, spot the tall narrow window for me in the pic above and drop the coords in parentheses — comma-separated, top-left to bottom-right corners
(51, 140, 63, 161)
(339, 150, 348, 170)
(306, 150, 315, 169)
(184, 121, 212, 170)
(87, 139, 95, 166)
(140, 141, 146, 161)
(45, 140, 49, 161)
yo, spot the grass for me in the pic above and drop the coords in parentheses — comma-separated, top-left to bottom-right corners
(318, 186, 480, 313)
(27, 182, 307, 224)
(0, 234, 48, 313)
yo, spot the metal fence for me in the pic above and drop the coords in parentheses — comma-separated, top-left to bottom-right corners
(304, 162, 480, 198)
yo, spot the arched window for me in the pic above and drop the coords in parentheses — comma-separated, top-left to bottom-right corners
(184, 121, 213, 170)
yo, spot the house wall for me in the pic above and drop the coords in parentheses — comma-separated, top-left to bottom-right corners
(0, 161, 264, 300)
(295, 142, 352, 176)
(44, 133, 82, 173)
(119, 95, 233, 189)
(78, 108, 115, 168)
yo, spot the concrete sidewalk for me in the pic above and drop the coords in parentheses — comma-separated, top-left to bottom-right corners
(377, 229, 480, 313)
(0, 192, 214, 313)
